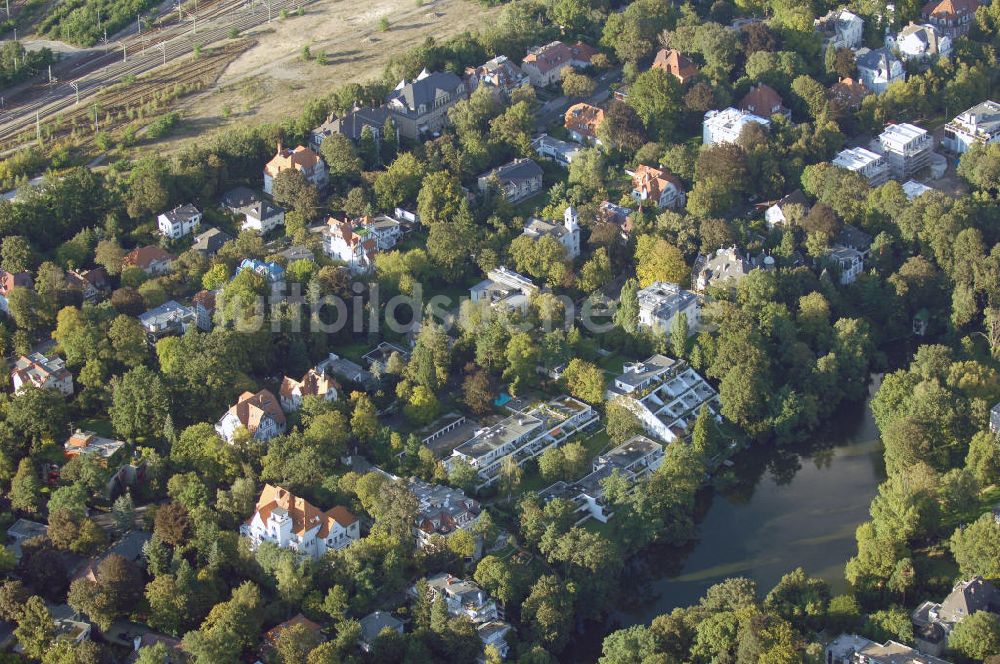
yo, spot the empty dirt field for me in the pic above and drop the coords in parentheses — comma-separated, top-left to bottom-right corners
(155, 0, 502, 152)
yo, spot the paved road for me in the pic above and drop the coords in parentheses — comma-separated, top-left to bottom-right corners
(534, 67, 621, 133)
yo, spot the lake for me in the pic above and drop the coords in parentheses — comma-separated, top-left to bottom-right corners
(613, 382, 885, 628)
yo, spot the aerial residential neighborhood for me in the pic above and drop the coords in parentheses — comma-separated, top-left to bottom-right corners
(0, 0, 998, 662)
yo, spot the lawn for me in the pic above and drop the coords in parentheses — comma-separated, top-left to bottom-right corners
(334, 341, 370, 363)
(76, 417, 116, 438)
(515, 427, 612, 495)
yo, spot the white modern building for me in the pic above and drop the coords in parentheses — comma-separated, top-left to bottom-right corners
(943, 100, 1000, 154)
(636, 282, 700, 334)
(470, 267, 539, 313)
(702, 107, 770, 145)
(138, 300, 197, 343)
(11, 352, 73, 396)
(240, 484, 359, 559)
(447, 395, 598, 489)
(607, 355, 721, 444)
(532, 133, 584, 167)
(832, 147, 891, 186)
(825, 633, 953, 664)
(418, 573, 499, 623)
(157, 204, 202, 239)
(538, 434, 664, 524)
(521, 206, 580, 259)
(879, 123, 934, 179)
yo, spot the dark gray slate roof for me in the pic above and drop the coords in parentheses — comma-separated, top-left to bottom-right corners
(388, 71, 464, 115)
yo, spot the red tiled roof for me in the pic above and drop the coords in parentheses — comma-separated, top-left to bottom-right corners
(564, 102, 604, 139)
(652, 49, 698, 82)
(739, 83, 784, 116)
(123, 246, 175, 270)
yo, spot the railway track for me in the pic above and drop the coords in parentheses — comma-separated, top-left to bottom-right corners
(0, 0, 315, 145)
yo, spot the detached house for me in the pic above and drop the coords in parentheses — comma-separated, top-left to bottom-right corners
(826, 634, 952, 664)
(739, 83, 791, 120)
(216, 389, 287, 443)
(470, 267, 539, 313)
(221, 187, 285, 233)
(409, 476, 482, 547)
(886, 22, 951, 62)
(386, 69, 466, 140)
(521, 40, 597, 87)
(521, 206, 580, 259)
(921, 0, 980, 38)
(323, 216, 378, 274)
(310, 106, 395, 151)
(702, 107, 770, 145)
(279, 368, 338, 412)
(241, 484, 359, 558)
(192, 227, 232, 256)
(564, 103, 604, 145)
(912, 577, 1000, 656)
(123, 246, 175, 276)
(466, 55, 530, 98)
(814, 8, 864, 49)
(477, 158, 544, 203)
(11, 352, 73, 396)
(418, 573, 499, 623)
(0, 269, 31, 314)
(651, 48, 698, 84)
(854, 47, 905, 95)
(262, 143, 328, 195)
(629, 165, 686, 210)
(765, 189, 810, 227)
(693, 246, 752, 292)
(138, 300, 197, 343)
(943, 100, 1000, 154)
(829, 77, 872, 112)
(532, 134, 584, 167)
(65, 268, 109, 303)
(156, 204, 202, 240)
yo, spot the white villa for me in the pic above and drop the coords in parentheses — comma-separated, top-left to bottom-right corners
(470, 267, 539, 313)
(943, 100, 1000, 154)
(607, 355, 721, 444)
(279, 368, 338, 412)
(240, 484, 359, 559)
(521, 206, 580, 259)
(11, 352, 74, 396)
(215, 389, 287, 443)
(702, 107, 770, 145)
(156, 204, 202, 239)
(832, 147, 890, 186)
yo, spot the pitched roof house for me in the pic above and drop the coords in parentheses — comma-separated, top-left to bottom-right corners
(0, 269, 32, 314)
(854, 47, 905, 95)
(651, 49, 698, 84)
(386, 70, 467, 140)
(279, 368, 339, 412)
(65, 268, 109, 303)
(814, 8, 864, 49)
(192, 227, 232, 256)
(409, 477, 482, 546)
(692, 246, 752, 292)
(739, 83, 791, 120)
(156, 203, 202, 240)
(221, 187, 285, 233)
(829, 77, 872, 112)
(765, 189, 810, 226)
(886, 22, 952, 62)
(215, 389, 287, 443)
(921, 0, 980, 37)
(11, 352, 74, 396)
(241, 484, 359, 558)
(359, 611, 404, 652)
(262, 143, 328, 196)
(477, 158, 544, 203)
(323, 216, 379, 274)
(912, 576, 1000, 655)
(310, 106, 395, 150)
(465, 55, 530, 97)
(564, 102, 604, 145)
(521, 40, 597, 87)
(122, 246, 175, 275)
(629, 165, 686, 210)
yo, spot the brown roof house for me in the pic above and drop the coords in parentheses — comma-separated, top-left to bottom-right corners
(829, 77, 872, 113)
(262, 142, 328, 196)
(651, 49, 698, 84)
(629, 165, 686, 210)
(11, 352, 73, 396)
(739, 83, 791, 120)
(263, 614, 326, 655)
(241, 485, 359, 558)
(122, 246, 175, 276)
(279, 368, 339, 412)
(0, 269, 32, 315)
(215, 389, 286, 444)
(922, 0, 980, 37)
(65, 268, 110, 303)
(565, 102, 605, 145)
(521, 40, 598, 87)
